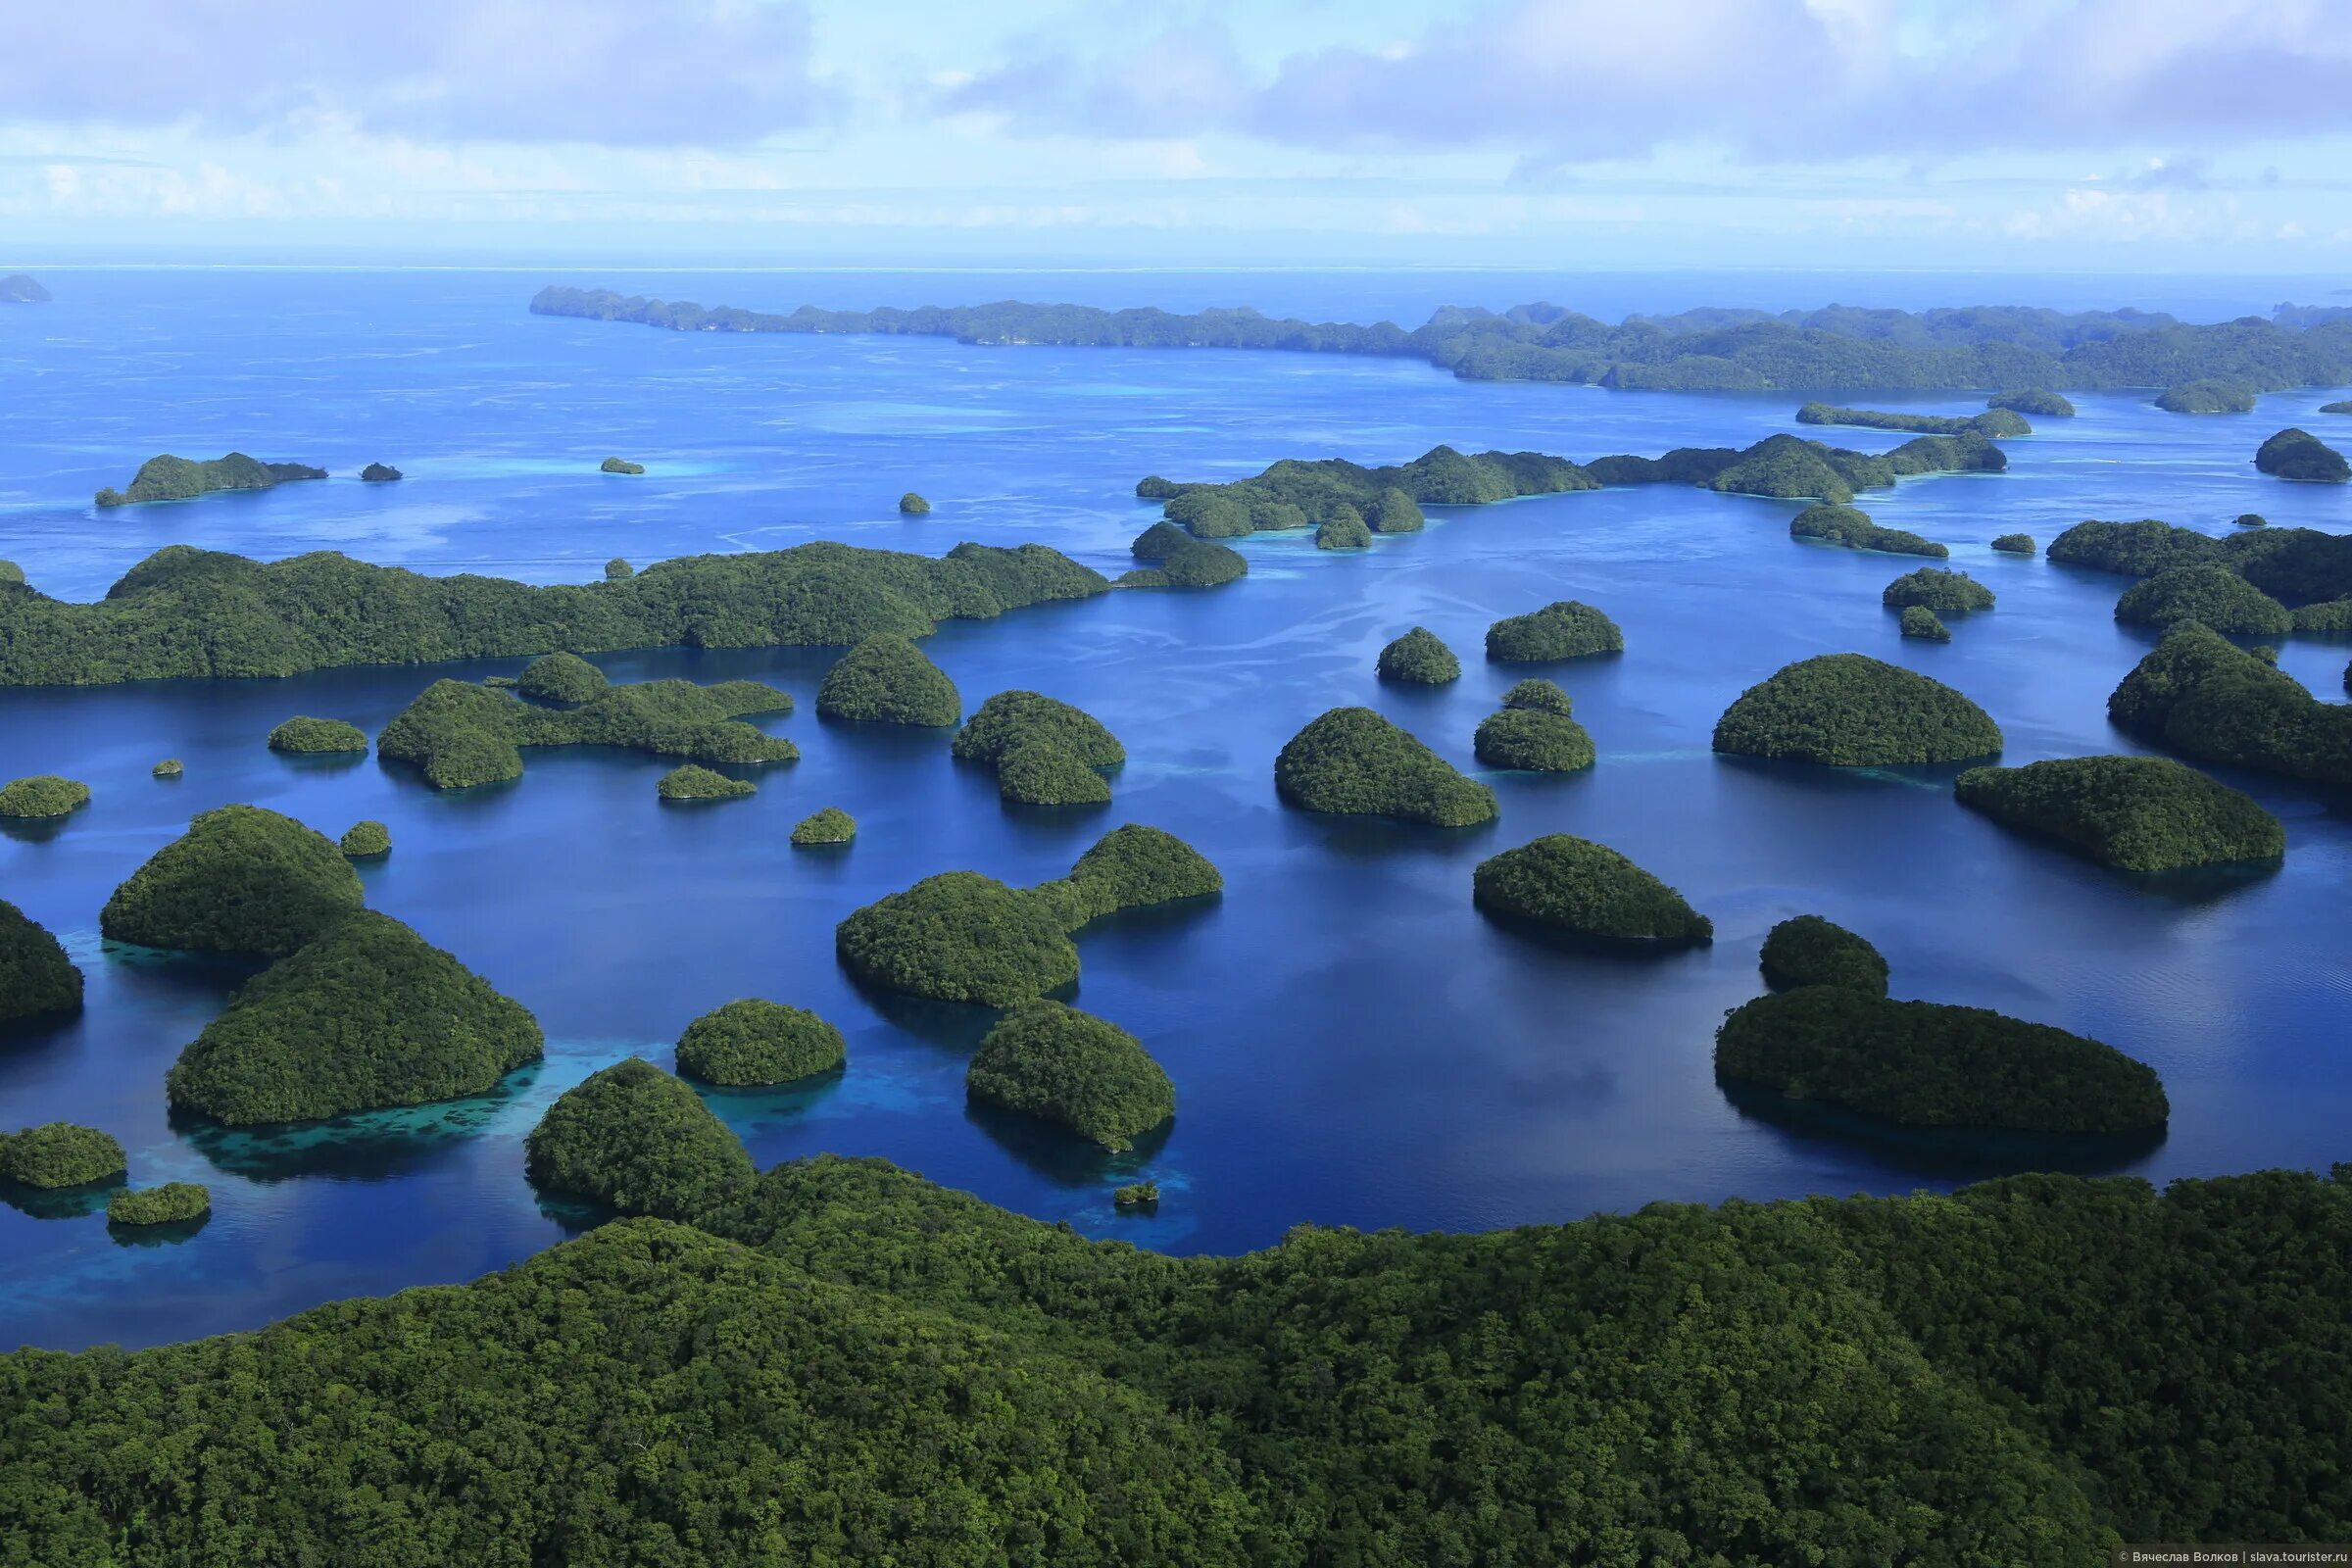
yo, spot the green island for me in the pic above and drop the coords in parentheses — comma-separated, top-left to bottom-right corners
(0, 560, 24, 584)
(151, 759, 182, 777)
(1759, 915, 1888, 997)
(657, 764, 755, 801)
(1472, 834, 1711, 944)
(0, 539, 1107, 687)
(836, 824, 1220, 1005)
(952, 690, 1121, 805)
(1990, 532, 2036, 554)
(1485, 600, 1622, 662)
(2110, 623, 2352, 785)
(101, 805, 364, 957)
(2044, 517, 2352, 605)
(1274, 707, 1496, 826)
(1989, 388, 2074, 416)
(2255, 426, 2350, 482)
(1795, 402, 2031, 437)
(899, 491, 930, 514)
(605, 558, 633, 579)
(0, 273, 49, 303)
(1898, 606, 1949, 640)
(1788, 503, 1946, 558)
(537, 284, 2352, 395)
(0, 774, 89, 818)
(523, 1058, 756, 1220)
(2113, 564, 2291, 635)
(0, 1122, 124, 1188)
(1716, 987, 2168, 1134)
(1130, 519, 1190, 559)
(0, 899, 82, 1023)
(2235, 513, 2269, 527)
(1715, 654, 2002, 765)
(791, 806, 857, 845)
(2154, 379, 2256, 414)
(107, 1183, 212, 1227)
(379, 675, 796, 790)
(1148, 537, 1248, 587)
(1314, 504, 1371, 550)
(599, 456, 644, 475)
(675, 999, 845, 1087)
(1955, 756, 2284, 871)
(359, 463, 402, 482)
(267, 715, 368, 754)
(8, 1115, 2352, 1559)
(514, 650, 609, 702)
(2323, 400, 2352, 414)
(165, 909, 544, 1125)
(338, 820, 391, 858)
(965, 1000, 1176, 1152)
(1883, 567, 1994, 612)
(1376, 626, 1460, 684)
(1473, 682, 1594, 772)
(1112, 1179, 1159, 1207)
(94, 453, 327, 508)
(816, 634, 960, 725)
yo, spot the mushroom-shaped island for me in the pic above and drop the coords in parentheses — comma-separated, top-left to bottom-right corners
(791, 807, 857, 846)
(1472, 834, 1711, 944)
(1485, 601, 1623, 662)
(0, 775, 89, 818)
(1474, 680, 1593, 772)
(101, 805, 363, 957)
(817, 635, 960, 726)
(1275, 707, 1496, 826)
(165, 910, 544, 1125)
(899, 491, 931, 514)
(1898, 607, 1950, 641)
(1990, 533, 2036, 555)
(338, 820, 391, 858)
(524, 1058, 754, 1220)
(515, 651, 610, 703)
(0, 1122, 125, 1188)
(1759, 915, 1888, 997)
(267, 715, 368, 754)
(1955, 756, 2284, 871)
(0, 899, 82, 1023)
(1715, 988, 2168, 1134)
(1377, 626, 1461, 684)
(107, 1183, 212, 1227)
(1883, 567, 1993, 613)
(675, 999, 845, 1087)
(2113, 565, 2290, 635)
(966, 1001, 1174, 1152)
(1713, 655, 2002, 766)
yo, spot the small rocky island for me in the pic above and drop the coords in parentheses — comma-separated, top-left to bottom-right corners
(0, 1122, 123, 1188)
(600, 457, 646, 475)
(791, 807, 857, 845)
(1486, 601, 1623, 662)
(360, 463, 404, 482)
(268, 715, 369, 754)
(95, 453, 328, 508)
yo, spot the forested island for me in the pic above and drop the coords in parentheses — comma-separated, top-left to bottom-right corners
(965, 1001, 1175, 1152)
(2255, 426, 2350, 483)
(0, 899, 81, 1023)
(380, 675, 796, 789)
(952, 690, 1123, 805)
(1472, 835, 1712, 944)
(2154, 379, 2257, 414)
(0, 540, 1109, 686)
(1795, 403, 2030, 437)
(674, 999, 845, 1087)
(2044, 516, 2352, 609)
(1955, 756, 2284, 871)
(535, 285, 2352, 394)
(1759, 915, 1888, 996)
(94, 453, 327, 508)
(1714, 655, 2002, 765)
(1788, 504, 1946, 557)
(2108, 624, 2352, 785)
(1275, 708, 1496, 826)
(11, 1132, 2345, 1562)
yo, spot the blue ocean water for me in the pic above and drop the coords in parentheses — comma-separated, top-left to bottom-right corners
(0, 268, 2347, 1352)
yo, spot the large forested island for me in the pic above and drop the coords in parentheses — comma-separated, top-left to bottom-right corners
(0, 539, 1109, 686)
(535, 285, 2352, 393)
(94, 453, 327, 508)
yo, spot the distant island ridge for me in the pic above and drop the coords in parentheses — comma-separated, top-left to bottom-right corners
(533, 285, 2352, 394)
(0, 274, 49, 304)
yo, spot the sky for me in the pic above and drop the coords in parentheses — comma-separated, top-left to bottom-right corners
(4, 0, 2352, 273)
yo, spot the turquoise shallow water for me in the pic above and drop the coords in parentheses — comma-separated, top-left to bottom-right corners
(0, 269, 2347, 1351)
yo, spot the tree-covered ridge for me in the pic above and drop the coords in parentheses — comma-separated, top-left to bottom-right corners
(1714, 654, 2003, 766)
(835, 825, 1220, 1005)
(1274, 707, 1497, 826)
(0, 900, 81, 1024)
(94, 452, 326, 508)
(1795, 402, 2030, 437)
(965, 1001, 1175, 1152)
(1472, 834, 1712, 943)
(165, 909, 545, 1126)
(2045, 517, 2352, 606)
(101, 805, 364, 957)
(1955, 756, 2285, 872)
(2154, 379, 2258, 414)
(537, 285, 2352, 395)
(1716, 987, 2169, 1134)
(379, 674, 796, 790)
(0, 539, 1109, 687)
(1989, 388, 2074, 416)
(20, 1138, 2350, 1562)
(2113, 564, 2292, 635)
(2107, 624, 2352, 785)
(1789, 502, 1948, 557)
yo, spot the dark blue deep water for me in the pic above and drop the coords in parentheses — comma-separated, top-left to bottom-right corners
(1, 269, 2348, 1351)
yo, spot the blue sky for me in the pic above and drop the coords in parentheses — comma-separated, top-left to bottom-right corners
(4, 0, 2351, 271)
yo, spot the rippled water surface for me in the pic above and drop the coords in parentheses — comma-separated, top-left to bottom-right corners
(1, 270, 2348, 1350)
